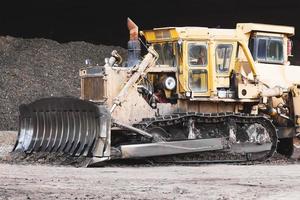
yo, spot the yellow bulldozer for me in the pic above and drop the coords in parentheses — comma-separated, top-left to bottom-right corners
(13, 19, 300, 165)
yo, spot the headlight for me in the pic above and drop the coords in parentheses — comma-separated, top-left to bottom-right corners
(164, 76, 176, 90)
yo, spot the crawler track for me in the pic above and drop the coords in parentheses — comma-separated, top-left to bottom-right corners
(134, 112, 278, 163)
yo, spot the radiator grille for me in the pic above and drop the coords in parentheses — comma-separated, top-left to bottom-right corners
(81, 76, 106, 102)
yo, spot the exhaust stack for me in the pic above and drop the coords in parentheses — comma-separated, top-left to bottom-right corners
(127, 18, 141, 67)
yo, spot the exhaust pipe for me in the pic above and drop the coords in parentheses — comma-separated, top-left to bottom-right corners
(127, 18, 141, 67)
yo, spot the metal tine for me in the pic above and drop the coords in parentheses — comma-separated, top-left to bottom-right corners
(16, 117, 26, 151)
(89, 116, 101, 156)
(44, 111, 54, 151)
(75, 111, 88, 156)
(83, 111, 93, 155)
(58, 111, 70, 152)
(83, 111, 96, 156)
(87, 138, 96, 157)
(28, 112, 40, 152)
(90, 112, 98, 154)
(89, 112, 98, 155)
(40, 111, 51, 151)
(82, 112, 93, 156)
(20, 117, 34, 152)
(23, 114, 32, 152)
(34, 111, 46, 151)
(33, 112, 45, 151)
(14, 116, 24, 151)
(80, 112, 89, 156)
(82, 111, 93, 156)
(54, 111, 64, 152)
(66, 111, 79, 153)
(64, 110, 76, 153)
(70, 111, 82, 155)
(68, 111, 78, 155)
(49, 111, 57, 152)
(56, 111, 67, 152)
(52, 111, 63, 152)
(61, 111, 70, 151)
(30, 114, 37, 152)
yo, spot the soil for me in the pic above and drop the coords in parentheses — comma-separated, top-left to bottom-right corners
(1, 131, 300, 199)
(1, 163, 300, 200)
(0, 36, 126, 130)
(0, 131, 16, 160)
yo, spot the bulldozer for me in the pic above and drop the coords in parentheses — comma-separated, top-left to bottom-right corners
(13, 19, 300, 166)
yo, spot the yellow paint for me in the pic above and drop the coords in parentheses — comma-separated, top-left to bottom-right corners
(141, 28, 179, 42)
(238, 41, 257, 77)
(141, 23, 295, 98)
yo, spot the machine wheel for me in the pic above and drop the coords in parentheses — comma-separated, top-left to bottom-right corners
(147, 127, 169, 142)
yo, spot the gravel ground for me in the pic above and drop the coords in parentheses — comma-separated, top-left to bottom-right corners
(1, 132, 300, 199)
(0, 36, 126, 130)
(0, 131, 16, 160)
(1, 163, 300, 200)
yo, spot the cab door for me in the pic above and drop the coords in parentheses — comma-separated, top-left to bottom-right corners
(185, 41, 210, 97)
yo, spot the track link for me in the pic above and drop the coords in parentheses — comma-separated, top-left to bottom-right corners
(134, 112, 278, 163)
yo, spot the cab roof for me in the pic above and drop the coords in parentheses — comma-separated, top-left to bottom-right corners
(141, 27, 237, 42)
(236, 23, 295, 36)
(141, 23, 295, 43)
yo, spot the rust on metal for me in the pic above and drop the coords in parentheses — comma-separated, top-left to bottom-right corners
(127, 18, 138, 40)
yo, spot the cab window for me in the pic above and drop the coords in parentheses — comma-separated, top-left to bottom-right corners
(215, 44, 233, 73)
(267, 39, 283, 62)
(189, 69, 208, 92)
(249, 36, 284, 64)
(153, 43, 176, 66)
(188, 44, 207, 67)
(257, 39, 267, 59)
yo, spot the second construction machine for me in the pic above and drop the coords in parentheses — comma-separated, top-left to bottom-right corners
(14, 19, 300, 165)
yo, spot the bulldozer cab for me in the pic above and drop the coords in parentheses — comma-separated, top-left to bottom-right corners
(142, 27, 253, 99)
(183, 40, 237, 97)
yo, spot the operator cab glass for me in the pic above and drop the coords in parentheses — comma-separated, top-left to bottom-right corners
(153, 42, 177, 66)
(215, 44, 233, 73)
(188, 44, 207, 66)
(249, 36, 284, 64)
(188, 43, 208, 93)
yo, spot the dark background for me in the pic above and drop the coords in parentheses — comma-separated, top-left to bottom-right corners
(1, 0, 300, 48)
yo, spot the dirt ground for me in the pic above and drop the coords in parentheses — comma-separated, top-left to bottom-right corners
(0, 163, 300, 200)
(0, 131, 300, 200)
(0, 131, 16, 160)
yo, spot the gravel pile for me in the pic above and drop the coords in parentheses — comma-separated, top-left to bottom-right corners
(0, 36, 126, 130)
